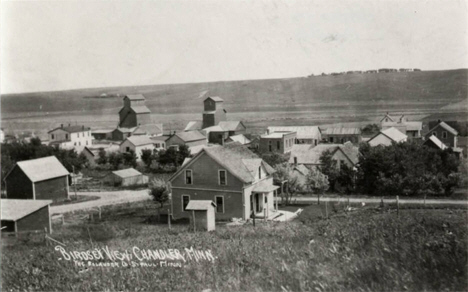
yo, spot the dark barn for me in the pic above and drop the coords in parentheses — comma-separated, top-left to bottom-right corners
(1, 199, 52, 233)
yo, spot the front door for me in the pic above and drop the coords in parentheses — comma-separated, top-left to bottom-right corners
(250, 193, 261, 216)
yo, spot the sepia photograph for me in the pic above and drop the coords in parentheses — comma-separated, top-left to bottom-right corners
(1, 0, 467, 291)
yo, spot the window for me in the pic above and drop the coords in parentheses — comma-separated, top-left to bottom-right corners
(330, 137, 334, 143)
(215, 196, 224, 213)
(79, 142, 81, 146)
(277, 140, 280, 150)
(219, 170, 227, 185)
(442, 131, 447, 139)
(433, 132, 437, 137)
(268, 141, 272, 152)
(74, 142, 77, 146)
(185, 170, 193, 184)
(182, 195, 190, 211)
(78, 133, 80, 137)
(258, 166, 262, 179)
(156, 143, 161, 148)
(51, 134, 55, 140)
(126, 147, 130, 152)
(265, 196, 268, 203)
(340, 160, 346, 169)
(65, 134, 68, 140)
(86, 141, 88, 145)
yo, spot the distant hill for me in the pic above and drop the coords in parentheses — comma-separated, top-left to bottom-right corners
(2, 69, 467, 119)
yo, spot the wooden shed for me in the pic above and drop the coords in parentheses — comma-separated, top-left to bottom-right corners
(185, 200, 216, 231)
(106, 168, 148, 187)
(1, 199, 53, 233)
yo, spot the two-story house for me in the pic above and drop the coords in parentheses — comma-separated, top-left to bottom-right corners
(169, 143, 279, 221)
(259, 131, 297, 154)
(48, 124, 92, 149)
(425, 120, 459, 148)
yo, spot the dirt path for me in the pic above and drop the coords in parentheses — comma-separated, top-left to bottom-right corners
(50, 190, 151, 214)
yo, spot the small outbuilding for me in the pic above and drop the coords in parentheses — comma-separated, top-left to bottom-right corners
(1, 199, 53, 233)
(105, 168, 148, 187)
(185, 200, 216, 231)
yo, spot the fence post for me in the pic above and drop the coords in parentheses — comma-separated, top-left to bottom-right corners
(167, 208, 171, 230)
(396, 195, 399, 217)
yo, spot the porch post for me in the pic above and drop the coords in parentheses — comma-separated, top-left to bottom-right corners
(275, 189, 278, 211)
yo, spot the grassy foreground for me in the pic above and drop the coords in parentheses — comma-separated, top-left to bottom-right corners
(1, 205, 467, 291)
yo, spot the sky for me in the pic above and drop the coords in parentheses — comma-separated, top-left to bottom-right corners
(1, 0, 467, 94)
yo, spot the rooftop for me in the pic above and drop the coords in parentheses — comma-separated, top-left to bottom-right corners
(131, 105, 151, 114)
(112, 168, 143, 178)
(429, 121, 458, 136)
(185, 200, 216, 211)
(425, 135, 447, 150)
(261, 131, 295, 139)
(1, 199, 52, 221)
(184, 121, 203, 132)
(323, 127, 361, 135)
(205, 96, 224, 102)
(175, 131, 206, 142)
(125, 94, 145, 101)
(289, 143, 359, 165)
(227, 134, 251, 145)
(218, 121, 245, 131)
(380, 127, 408, 142)
(7, 156, 70, 183)
(268, 126, 321, 140)
(125, 135, 155, 146)
(48, 125, 91, 134)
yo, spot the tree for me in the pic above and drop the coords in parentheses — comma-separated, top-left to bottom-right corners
(97, 148, 107, 165)
(319, 150, 339, 191)
(307, 168, 329, 204)
(261, 152, 289, 168)
(148, 177, 170, 208)
(122, 151, 137, 168)
(361, 124, 380, 136)
(337, 164, 356, 195)
(141, 149, 153, 167)
(177, 145, 191, 166)
(273, 163, 305, 205)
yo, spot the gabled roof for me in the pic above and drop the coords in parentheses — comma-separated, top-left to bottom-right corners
(226, 134, 251, 145)
(170, 143, 275, 184)
(424, 135, 448, 150)
(125, 94, 145, 101)
(186, 200, 216, 210)
(112, 168, 142, 178)
(323, 128, 361, 135)
(133, 124, 163, 136)
(130, 105, 151, 114)
(151, 135, 171, 142)
(405, 121, 423, 131)
(6, 156, 70, 183)
(174, 131, 206, 142)
(428, 121, 458, 136)
(203, 125, 227, 133)
(1, 199, 52, 221)
(268, 126, 321, 140)
(261, 131, 295, 139)
(48, 125, 91, 134)
(205, 96, 224, 102)
(218, 121, 246, 131)
(184, 121, 203, 132)
(368, 127, 407, 144)
(380, 113, 395, 123)
(124, 135, 155, 147)
(289, 143, 359, 166)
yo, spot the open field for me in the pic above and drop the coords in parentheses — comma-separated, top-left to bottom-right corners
(2, 69, 467, 136)
(2, 201, 467, 291)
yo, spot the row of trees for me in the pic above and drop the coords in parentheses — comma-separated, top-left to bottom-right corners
(273, 140, 463, 204)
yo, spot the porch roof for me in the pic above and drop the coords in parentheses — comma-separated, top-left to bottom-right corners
(253, 180, 280, 193)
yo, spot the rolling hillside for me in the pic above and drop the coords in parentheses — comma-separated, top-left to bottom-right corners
(1, 69, 467, 135)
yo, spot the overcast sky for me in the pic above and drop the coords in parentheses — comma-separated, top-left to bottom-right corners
(1, 0, 467, 94)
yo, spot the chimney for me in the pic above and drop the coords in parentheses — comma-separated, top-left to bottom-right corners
(294, 156, 298, 165)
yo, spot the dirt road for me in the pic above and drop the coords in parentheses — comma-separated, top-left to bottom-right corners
(50, 190, 151, 214)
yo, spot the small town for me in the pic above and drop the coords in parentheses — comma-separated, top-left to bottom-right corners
(1, 1, 467, 291)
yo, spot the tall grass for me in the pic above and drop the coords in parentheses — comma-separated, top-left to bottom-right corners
(2, 207, 467, 291)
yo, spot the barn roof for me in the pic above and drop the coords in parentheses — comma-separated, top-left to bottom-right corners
(7, 156, 70, 183)
(125, 135, 155, 146)
(205, 96, 224, 102)
(428, 121, 458, 136)
(125, 94, 145, 101)
(218, 121, 245, 131)
(175, 131, 206, 142)
(184, 121, 203, 132)
(48, 125, 91, 134)
(289, 143, 359, 166)
(268, 126, 321, 140)
(112, 168, 142, 178)
(323, 128, 361, 135)
(227, 134, 251, 145)
(1, 199, 52, 221)
(131, 105, 151, 114)
(185, 200, 216, 210)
